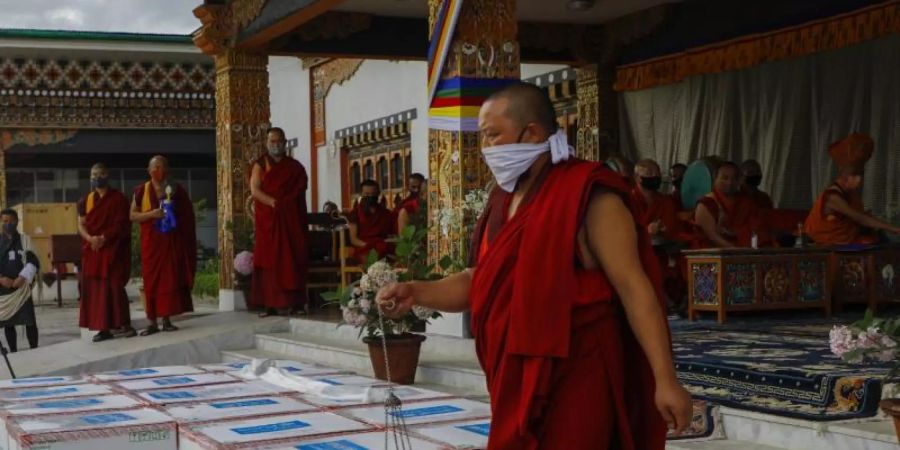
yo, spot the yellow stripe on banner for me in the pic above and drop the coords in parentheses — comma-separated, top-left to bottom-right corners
(428, 106, 482, 118)
(86, 192, 96, 215)
(141, 181, 152, 213)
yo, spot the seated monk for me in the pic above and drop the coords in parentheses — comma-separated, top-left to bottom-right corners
(669, 163, 687, 210)
(394, 173, 426, 234)
(740, 159, 774, 210)
(694, 161, 768, 248)
(805, 133, 900, 245)
(605, 155, 635, 187)
(348, 180, 395, 263)
(633, 159, 691, 311)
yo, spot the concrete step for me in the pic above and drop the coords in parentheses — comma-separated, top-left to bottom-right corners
(667, 441, 786, 450)
(251, 331, 487, 395)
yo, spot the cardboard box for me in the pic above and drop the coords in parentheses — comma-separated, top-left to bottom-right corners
(114, 373, 236, 392)
(179, 412, 372, 450)
(299, 385, 454, 409)
(162, 396, 317, 425)
(307, 375, 388, 387)
(339, 398, 491, 427)
(411, 419, 491, 449)
(12, 204, 78, 238)
(0, 384, 114, 403)
(135, 381, 287, 406)
(260, 431, 444, 450)
(201, 361, 344, 378)
(0, 376, 85, 390)
(5, 408, 175, 450)
(91, 366, 205, 383)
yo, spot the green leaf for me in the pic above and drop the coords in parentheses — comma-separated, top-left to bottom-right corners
(439, 255, 454, 270)
(400, 225, 416, 240)
(365, 250, 379, 269)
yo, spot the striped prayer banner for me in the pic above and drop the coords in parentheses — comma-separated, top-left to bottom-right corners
(428, 77, 518, 131)
(427, 0, 464, 106)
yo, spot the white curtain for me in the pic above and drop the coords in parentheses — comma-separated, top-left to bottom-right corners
(618, 34, 900, 215)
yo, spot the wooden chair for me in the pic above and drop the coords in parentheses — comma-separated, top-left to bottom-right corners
(338, 225, 364, 289)
(49, 234, 82, 307)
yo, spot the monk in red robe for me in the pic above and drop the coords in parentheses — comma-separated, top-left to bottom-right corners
(348, 180, 395, 263)
(250, 127, 309, 317)
(78, 163, 136, 342)
(693, 162, 769, 248)
(740, 159, 774, 210)
(377, 83, 690, 449)
(633, 159, 691, 312)
(130, 156, 196, 335)
(394, 173, 425, 234)
(804, 134, 900, 245)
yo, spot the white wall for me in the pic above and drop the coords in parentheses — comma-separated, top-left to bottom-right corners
(268, 56, 311, 206)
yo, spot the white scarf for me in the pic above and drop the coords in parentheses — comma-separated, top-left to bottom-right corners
(481, 130, 574, 192)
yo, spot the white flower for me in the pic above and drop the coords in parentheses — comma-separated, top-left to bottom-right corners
(829, 325, 856, 357)
(341, 306, 367, 327)
(412, 305, 434, 320)
(359, 298, 372, 313)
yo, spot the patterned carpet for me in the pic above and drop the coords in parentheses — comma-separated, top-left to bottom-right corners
(672, 322, 892, 421)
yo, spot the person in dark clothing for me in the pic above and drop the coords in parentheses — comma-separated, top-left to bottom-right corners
(0, 209, 39, 352)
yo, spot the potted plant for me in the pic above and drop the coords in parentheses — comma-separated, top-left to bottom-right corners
(226, 217, 255, 307)
(829, 310, 899, 440)
(325, 224, 441, 384)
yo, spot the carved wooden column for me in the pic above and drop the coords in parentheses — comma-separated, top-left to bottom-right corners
(576, 65, 600, 161)
(596, 65, 619, 160)
(214, 50, 270, 294)
(427, 0, 519, 267)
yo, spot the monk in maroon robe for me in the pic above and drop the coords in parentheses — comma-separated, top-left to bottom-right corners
(377, 83, 690, 449)
(394, 173, 425, 234)
(348, 180, 395, 263)
(78, 163, 136, 342)
(694, 162, 770, 248)
(250, 127, 309, 316)
(130, 156, 196, 335)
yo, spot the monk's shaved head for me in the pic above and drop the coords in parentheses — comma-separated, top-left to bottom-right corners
(741, 159, 762, 177)
(91, 162, 108, 172)
(635, 159, 661, 177)
(485, 82, 558, 138)
(149, 155, 169, 170)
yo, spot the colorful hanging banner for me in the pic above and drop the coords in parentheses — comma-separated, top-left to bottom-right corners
(427, 0, 464, 106)
(428, 77, 518, 131)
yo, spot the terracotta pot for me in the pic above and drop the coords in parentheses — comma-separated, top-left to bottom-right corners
(363, 334, 426, 385)
(880, 399, 900, 443)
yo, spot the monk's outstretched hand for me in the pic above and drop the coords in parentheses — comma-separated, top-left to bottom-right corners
(375, 282, 414, 319)
(655, 379, 693, 434)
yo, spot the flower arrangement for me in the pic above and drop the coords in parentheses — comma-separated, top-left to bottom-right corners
(830, 310, 899, 384)
(233, 251, 254, 277)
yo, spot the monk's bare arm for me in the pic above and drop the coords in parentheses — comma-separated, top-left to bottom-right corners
(77, 215, 92, 241)
(694, 203, 735, 248)
(826, 195, 900, 234)
(347, 223, 367, 248)
(130, 198, 163, 223)
(376, 270, 472, 317)
(396, 209, 410, 234)
(250, 163, 276, 208)
(585, 191, 692, 431)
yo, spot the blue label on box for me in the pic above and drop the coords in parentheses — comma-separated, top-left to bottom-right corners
(227, 362, 249, 369)
(80, 412, 136, 425)
(231, 420, 310, 435)
(296, 440, 368, 450)
(457, 423, 490, 436)
(152, 376, 195, 386)
(284, 367, 303, 373)
(12, 377, 67, 384)
(36, 398, 103, 409)
(317, 378, 343, 386)
(149, 391, 197, 400)
(17, 387, 78, 398)
(118, 368, 159, 376)
(389, 404, 463, 419)
(210, 398, 279, 409)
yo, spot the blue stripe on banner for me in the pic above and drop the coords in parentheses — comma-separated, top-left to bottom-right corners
(435, 77, 517, 92)
(428, 117, 480, 132)
(231, 420, 310, 435)
(388, 404, 463, 419)
(426, 0, 451, 64)
(296, 440, 368, 450)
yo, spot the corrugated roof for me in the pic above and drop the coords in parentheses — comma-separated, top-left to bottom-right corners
(0, 29, 193, 44)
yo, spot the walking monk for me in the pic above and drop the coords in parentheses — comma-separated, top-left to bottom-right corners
(130, 156, 196, 335)
(804, 133, 900, 245)
(78, 163, 136, 342)
(250, 127, 309, 317)
(377, 83, 691, 449)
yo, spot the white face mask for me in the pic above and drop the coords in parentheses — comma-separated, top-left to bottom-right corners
(481, 129, 574, 192)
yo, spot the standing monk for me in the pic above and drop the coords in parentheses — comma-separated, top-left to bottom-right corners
(250, 127, 309, 317)
(395, 173, 426, 233)
(78, 163, 136, 342)
(693, 162, 767, 248)
(804, 134, 900, 245)
(348, 180, 395, 263)
(130, 156, 196, 335)
(377, 83, 690, 449)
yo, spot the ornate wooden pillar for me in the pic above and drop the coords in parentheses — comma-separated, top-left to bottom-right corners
(214, 50, 270, 291)
(576, 63, 618, 162)
(427, 0, 519, 267)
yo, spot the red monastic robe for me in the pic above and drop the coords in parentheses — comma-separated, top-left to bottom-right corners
(349, 203, 395, 263)
(742, 186, 774, 211)
(78, 189, 132, 331)
(469, 160, 667, 450)
(252, 155, 309, 310)
(693, 191, 769, 248)
(631, 187, 691, 307)
(134, 182, 196, 320)
(804, 184, 876, 246)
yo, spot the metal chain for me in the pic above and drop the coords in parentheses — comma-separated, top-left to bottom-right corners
(377, 305, 412, 450)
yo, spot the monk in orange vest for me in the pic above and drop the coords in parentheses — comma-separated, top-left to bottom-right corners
(804, 134, 900, 245)
(377, 82, 690, 449)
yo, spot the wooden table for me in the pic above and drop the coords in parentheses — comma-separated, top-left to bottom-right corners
(829, 244, 900, 312)
(684, 248, 831, 323)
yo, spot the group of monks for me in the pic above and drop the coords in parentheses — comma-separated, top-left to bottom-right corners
(78, 156, 196, 342)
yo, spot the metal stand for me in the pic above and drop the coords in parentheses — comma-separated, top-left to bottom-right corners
(0, 343, 15, 379)
(376, 309, 411, 449)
